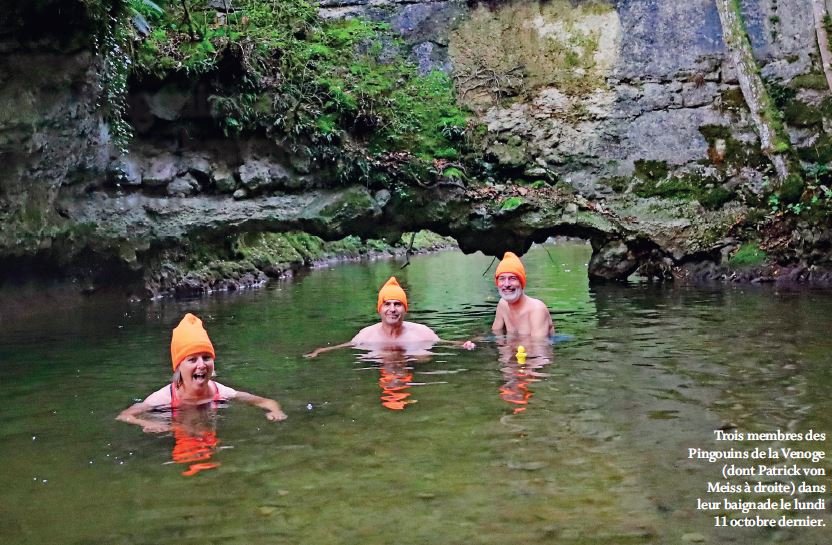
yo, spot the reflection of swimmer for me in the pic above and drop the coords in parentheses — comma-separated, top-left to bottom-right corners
(358, 346, 432, 411)
(376, 352, 415, 411)
(497, 338, 552, 414)
(492, 252, 555, 337)
(304, 277, 475, 358)
(117, 313, 287, 435)
(170, 405, 221, 476)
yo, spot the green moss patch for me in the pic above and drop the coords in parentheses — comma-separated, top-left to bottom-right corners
(633, 160, 669, 182)
(790, 73, 829, 91)
(728, 242, 767, 267)
(631, 166, 734, 210)
(797, 133, 832, 164)
(698, 124, 769, 170)
(499, 196, 525, 212)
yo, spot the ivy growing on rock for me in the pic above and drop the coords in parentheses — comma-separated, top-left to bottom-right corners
(128, 0, 469, 185)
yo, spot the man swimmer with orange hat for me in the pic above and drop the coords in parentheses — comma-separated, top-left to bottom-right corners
(117, 313, 286, 433)
(492, 252, 555, 337)
(304, 276, 475, 358)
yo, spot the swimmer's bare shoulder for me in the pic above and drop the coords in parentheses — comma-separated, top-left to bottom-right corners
(404, 321, 440, 342)
(351, 323, 380, 344)
(528, 296, 550, 311)
(528, 296, 555, 334)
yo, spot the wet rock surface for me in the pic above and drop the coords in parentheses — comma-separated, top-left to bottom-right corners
(3, 0, 832, 294)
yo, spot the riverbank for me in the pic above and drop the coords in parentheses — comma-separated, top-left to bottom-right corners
(0, 230, 457, 303)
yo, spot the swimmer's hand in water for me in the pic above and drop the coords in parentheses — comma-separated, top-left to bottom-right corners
(265, 408, 288, 422)
(462, 340, 476, 350)
(141, 421, 171, 433)
(236, 392, 288, 422)
(117, 403, 171, 433)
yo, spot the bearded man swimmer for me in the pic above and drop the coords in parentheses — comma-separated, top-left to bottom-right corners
(492, 252, 555, 337)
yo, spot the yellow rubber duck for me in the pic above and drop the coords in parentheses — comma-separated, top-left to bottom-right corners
(516, 345, 526, 365)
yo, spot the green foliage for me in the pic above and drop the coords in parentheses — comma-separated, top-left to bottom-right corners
(768, 164, 832, 218)
(719, 87, 747, 112)
(698, 124, 769, 170)
(631, 164, 734, 209)
(765, 82, 795, 110)
(777, 174, 805, 204)
(790, 73, 829, 91)
(729, 243, 767, 267)
(128, 0, 163, 35)
(499, 196, 525, 211)
(91, 0, 137, 155)
(698, 187, 733, 210)
(130, 0, 468, 179)
(633, 160, 669, 181)
(442, 167, 465, 179)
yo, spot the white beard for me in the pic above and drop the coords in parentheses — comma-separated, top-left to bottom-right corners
(499, 287, 523, 304)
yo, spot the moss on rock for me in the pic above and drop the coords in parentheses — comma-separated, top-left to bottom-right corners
(728, 242, 767, 267)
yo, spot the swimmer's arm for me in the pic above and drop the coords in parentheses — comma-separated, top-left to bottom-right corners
(305, 326, 373, 358)
(491, 304, 506, 333)
(235, 391, 287, 421)
(303, 341, 354, 358)
(116, 403, 171, 433)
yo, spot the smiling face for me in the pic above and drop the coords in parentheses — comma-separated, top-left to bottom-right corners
(379, 299, 406, 327)
(177, 352, 215, 391)
(497, 273, 524, 304)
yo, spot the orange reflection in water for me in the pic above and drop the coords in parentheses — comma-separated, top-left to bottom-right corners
(358, 344, 434, 411)
(499, 363, 533, 414)
(497, 338, 552, 414)
(378, 362, 414, 410)
(170, 406, 221, 476)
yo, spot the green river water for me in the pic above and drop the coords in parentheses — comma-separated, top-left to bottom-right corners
(0, 242, 830, 544)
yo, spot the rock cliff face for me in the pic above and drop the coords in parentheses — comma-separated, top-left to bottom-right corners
(2, 0, 832, 294)
(450, 0, 814, 191)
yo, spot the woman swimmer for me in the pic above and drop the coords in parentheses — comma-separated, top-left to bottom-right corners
(117, 313, 286, 432)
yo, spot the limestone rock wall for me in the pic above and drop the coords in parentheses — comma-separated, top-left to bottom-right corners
(448, 0, 820, 194)
(1, 0, 830, 289)
(0, 48, 110, 256)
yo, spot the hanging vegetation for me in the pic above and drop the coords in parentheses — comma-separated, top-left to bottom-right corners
(126, 0, 470, 185)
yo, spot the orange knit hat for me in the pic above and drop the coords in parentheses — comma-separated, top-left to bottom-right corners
(170, 313, 215, 371)
(377, 276, 408, 312)
(495, 251, 527, 288)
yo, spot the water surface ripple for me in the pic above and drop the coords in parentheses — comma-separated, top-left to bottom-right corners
(1, 243, 830, 544)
